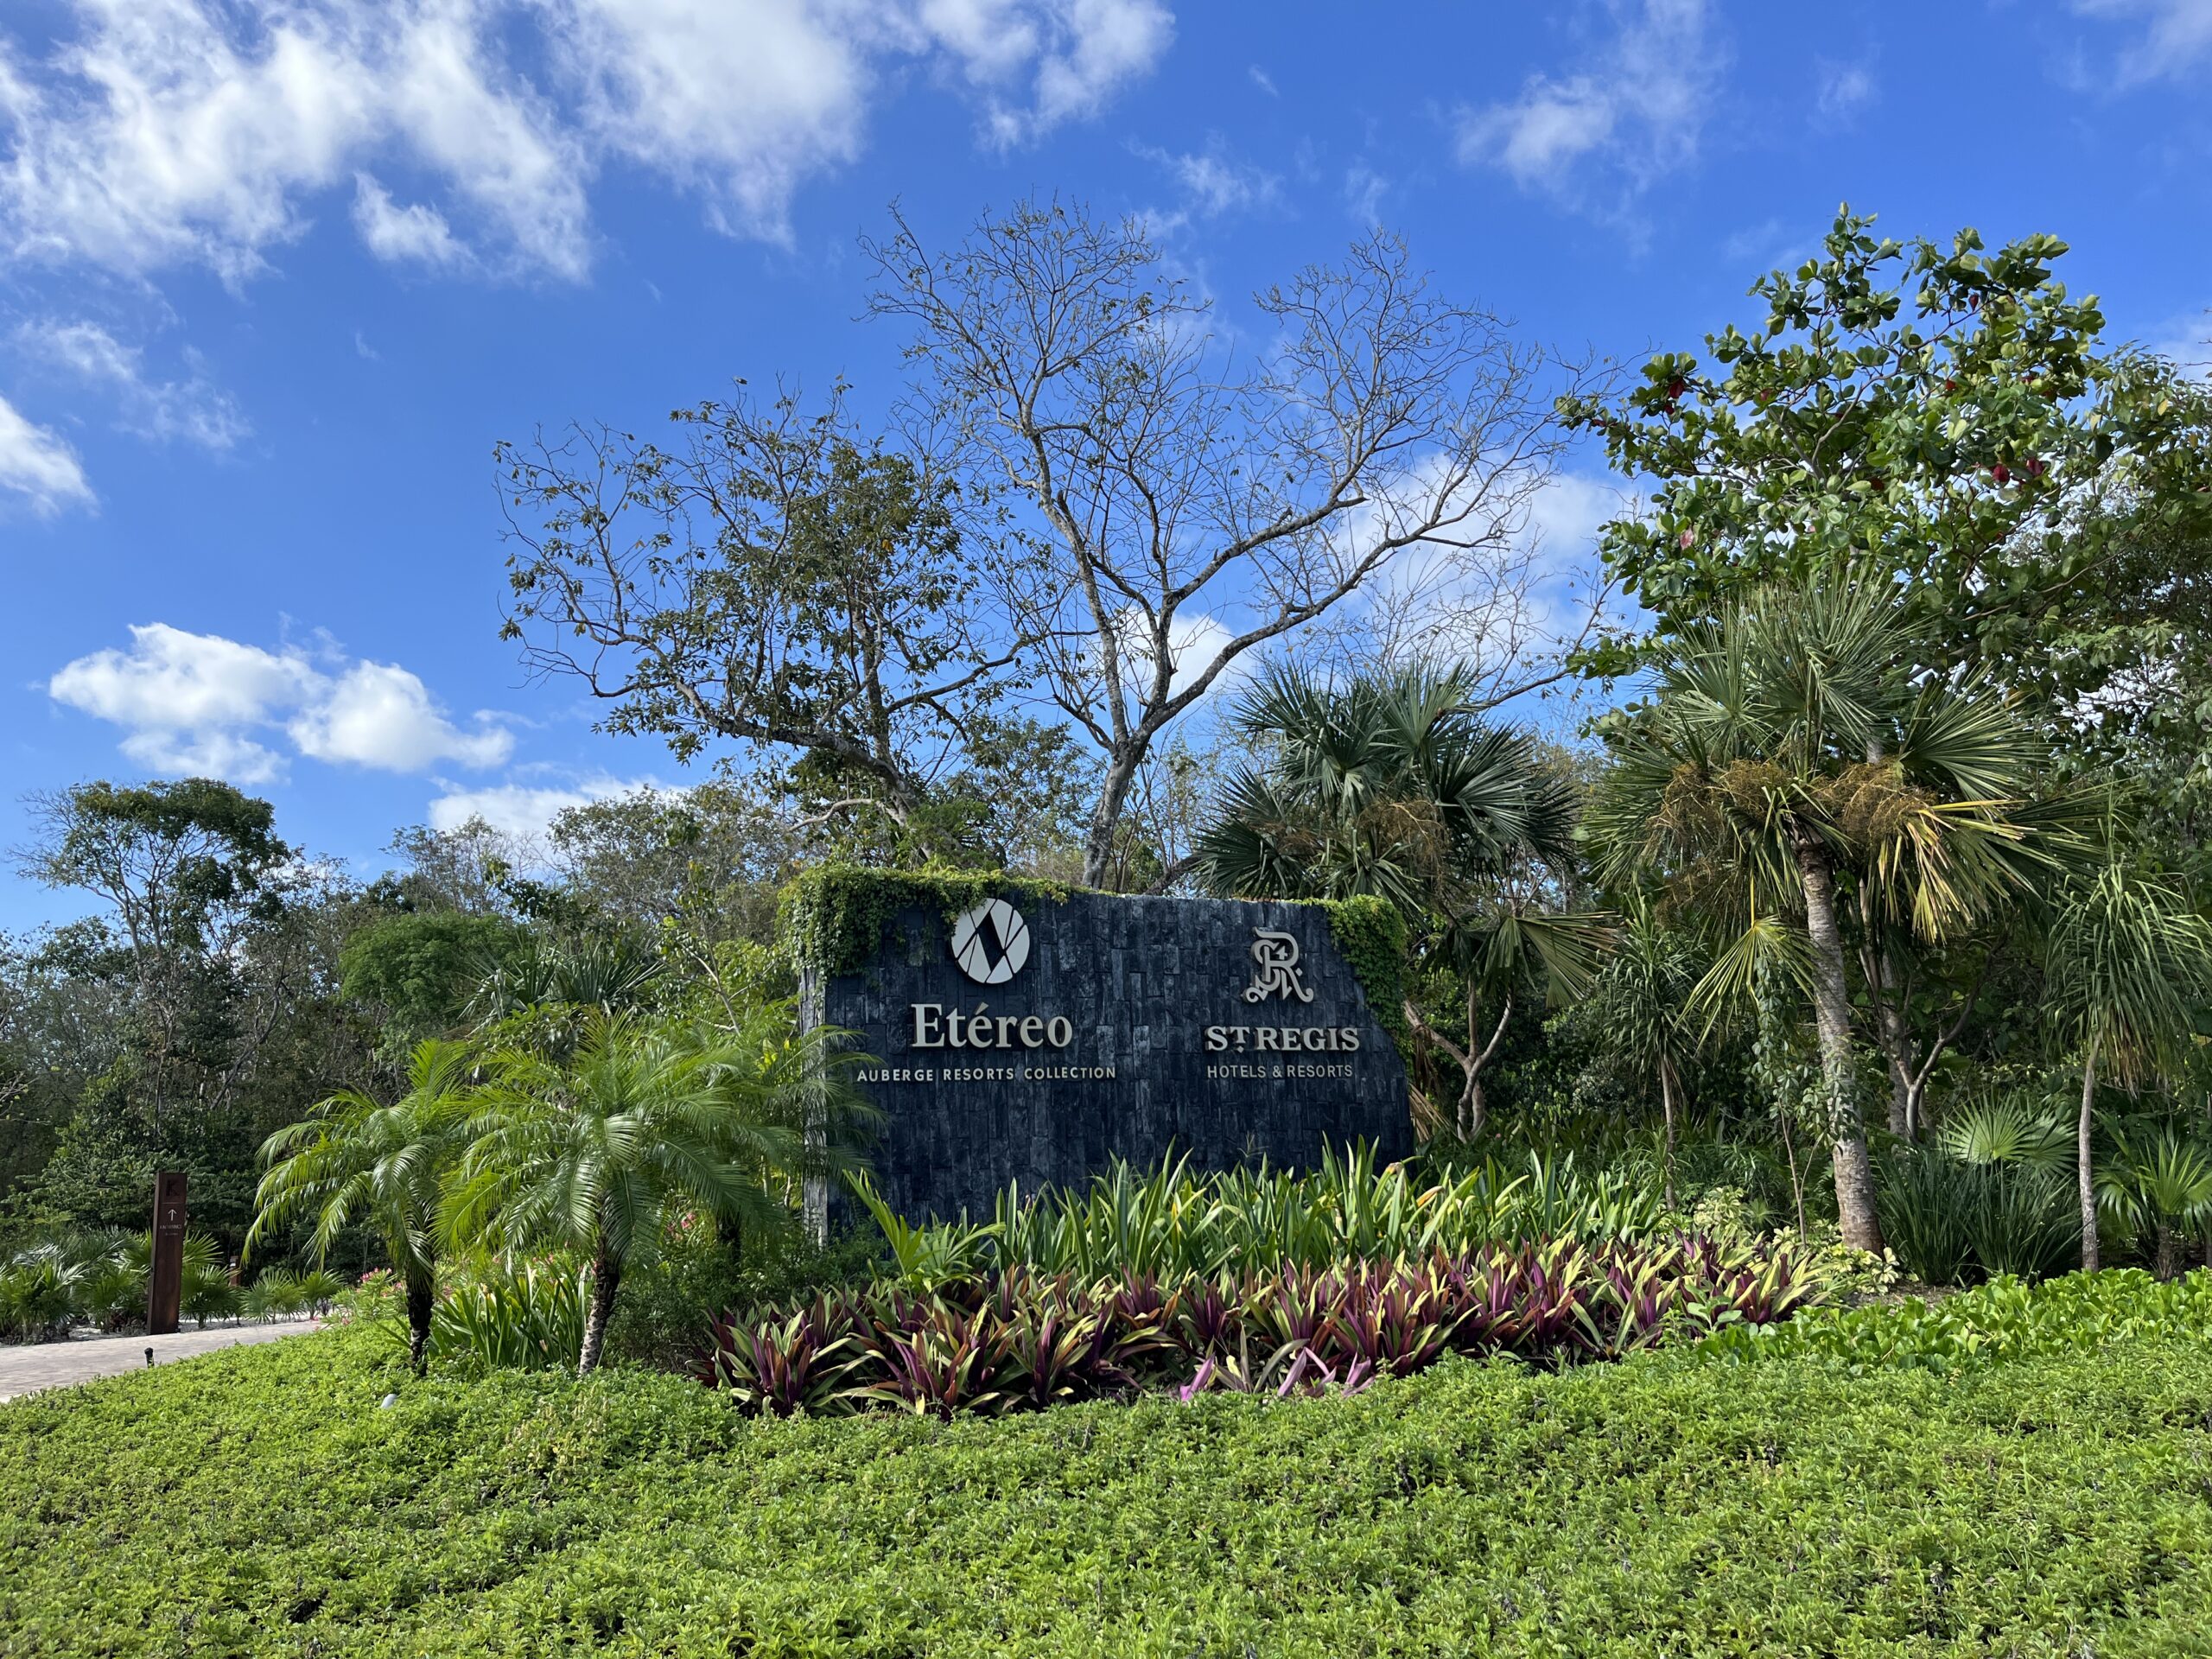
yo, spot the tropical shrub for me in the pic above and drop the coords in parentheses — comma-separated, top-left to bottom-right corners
(238, 1268, 308, 1323)
(1699, 1267, 2212, 1372)
(2095, 1125, 2212, 1279)
(707, 1231, 1821, 1419)
(1875, 1144, 2079, 1287)
(10, 1318, 2212, 1654)
(1872, 1149, 1976, 1286)
(0, 1240, 95, 1342)
(429, 1257, 588, 1371)
(447, 1007, 852, 1375)
(870, 1144, 1675, 1287)
(0, 1229, 240, 1339)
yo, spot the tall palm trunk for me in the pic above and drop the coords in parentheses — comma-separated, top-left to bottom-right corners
(578, 1252, 622, 1377)
(404, 1266, 435, 1375)
(2077, 1040, 2100, 1274)
(1793, 836, 1883, 1252)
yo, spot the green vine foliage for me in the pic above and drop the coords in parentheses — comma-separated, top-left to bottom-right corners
(782, 868, 1410, 1050)
(1319, 895, 1410, 1058)
(779, 865, 1073, 985)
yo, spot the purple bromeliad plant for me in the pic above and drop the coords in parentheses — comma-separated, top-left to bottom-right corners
(702, 1231, 1823, 1421)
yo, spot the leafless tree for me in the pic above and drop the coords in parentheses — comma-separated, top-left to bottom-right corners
(865, 197, 1594, 886)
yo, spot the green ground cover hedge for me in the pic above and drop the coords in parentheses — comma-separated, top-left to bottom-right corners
(5, 1320, 2212, 1656)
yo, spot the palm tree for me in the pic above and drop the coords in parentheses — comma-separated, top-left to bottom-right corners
(1586, 575, 2061, 1252)
(2095, 1126, 2212, 1281)
(446, 1008, 847, 1376)
(2044, 863, 2212, 1272)
(1197, 661, 1605, 1139)
(1587, 901, 1705, 1209)
(247, 1039, 475, 1371)
(468, 932, 666, 1058)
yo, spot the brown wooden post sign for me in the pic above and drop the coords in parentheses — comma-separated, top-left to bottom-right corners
(148, 1171, 188, 1335)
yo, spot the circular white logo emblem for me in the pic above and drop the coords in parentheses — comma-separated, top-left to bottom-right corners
(949, 898, 1031, 984)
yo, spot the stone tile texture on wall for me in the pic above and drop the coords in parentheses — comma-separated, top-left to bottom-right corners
(810, 892, 1411, 1222)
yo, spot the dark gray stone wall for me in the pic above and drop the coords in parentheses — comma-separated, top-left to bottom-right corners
(811, 891, 1411, 1223)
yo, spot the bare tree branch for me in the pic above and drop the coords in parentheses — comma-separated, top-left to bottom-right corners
(865, 198, 1586, 885)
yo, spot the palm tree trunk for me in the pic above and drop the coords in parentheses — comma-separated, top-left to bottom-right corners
(1659, 1063, 1678, 1212)
(578, 1253, 622, 1377)
(1873, 985, 1916, 1138)
(404, 1267, 434, 1375)
(1793, 837, 1883, 1253)
(2077, 1041, 2100, 1274)
(2155, 1224, 2177, 1282)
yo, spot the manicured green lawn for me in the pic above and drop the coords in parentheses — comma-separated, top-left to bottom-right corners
(3, 1322, 2209, 1656)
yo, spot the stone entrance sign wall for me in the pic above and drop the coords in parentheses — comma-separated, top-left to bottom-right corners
(803, 889, 1412, 1224)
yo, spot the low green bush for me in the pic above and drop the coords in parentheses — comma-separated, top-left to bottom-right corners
(5, 1310, 2212, 1654)
(1700, 1267, 2212, 1372)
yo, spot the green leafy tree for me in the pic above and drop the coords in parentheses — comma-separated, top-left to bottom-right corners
(1560, 207, 2211, 686)
(1587, 576, 2064, 1251)
(1198, 662, 1602, 1139)
(2044, 864, 2212, 1272)
(339, 912, 528, 1052)
(498, 389, 1022, 847)
(247, 1040, 476, 1370)
(448, 1011, 849, 1375)
(17, 779, 294, 1142)
(546, 780, 817, 947)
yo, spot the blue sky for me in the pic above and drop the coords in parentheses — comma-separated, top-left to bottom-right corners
(2, 0, 2208, 931)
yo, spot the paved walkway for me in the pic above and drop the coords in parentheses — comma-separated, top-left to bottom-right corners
(0, 1319, 322, 1402)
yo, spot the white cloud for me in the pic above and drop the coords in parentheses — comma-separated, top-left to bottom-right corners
(1141, 142, 1277, 218)
(50, 623, 314, 730)
(119, 726, 290, 785)
(919, 0, 1175, 145)
(351, 174, 470, 270)
(1815, 58, 1877, 121)
(428, 774, 654, 841)
(553, 0, 870, 243)
(2073, 0, 2212, 82)
(1020, 0, 1174, 134)
(1520, 470, 1636, 566)
(0, 0, 587, 284)
(0, 1, 1174, 282)
(48, 621, 510, 782)
(1455, 0, 1724, 219)
(1248, 64, 1276, 97)
(1135, 138, 1277, 238)
(1327, 463, 1636, 689)
(289, 660, 513, 771)
(1343, 165, 1389, 227)
(0, 392, 93, 513)
(2151, 303, 2212, 379)
(16, 320, 249, 449)
(1719, 216, 1808, 275)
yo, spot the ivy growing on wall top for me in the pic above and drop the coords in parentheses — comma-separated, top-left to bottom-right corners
(779, 865, 1074, 983)
(779, 864, 1408, 1041)
(1321, 894, 1409, 1052)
